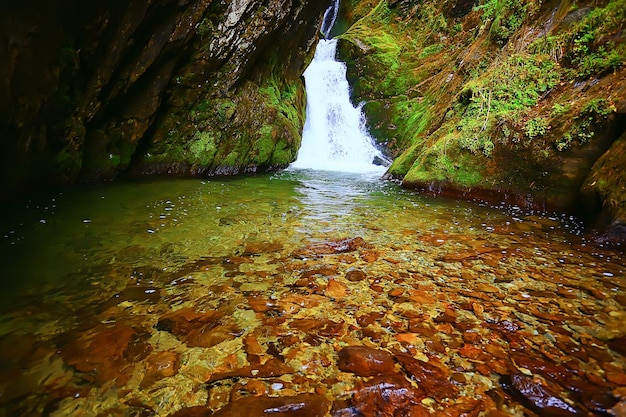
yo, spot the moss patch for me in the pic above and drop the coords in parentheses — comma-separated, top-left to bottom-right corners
(340, 0, 626, 209)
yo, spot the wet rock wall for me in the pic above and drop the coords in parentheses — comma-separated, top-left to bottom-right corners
(0, 0, 326, 197)
(336, 0, 626, 242)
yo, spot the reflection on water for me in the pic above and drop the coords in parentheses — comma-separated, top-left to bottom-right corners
(0, 170, 624, 416)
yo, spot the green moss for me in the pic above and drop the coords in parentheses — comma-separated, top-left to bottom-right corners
(451, 53, 561, 155)
(270, 139, 295, 166)
(221, 151, 240, 167)
(404, 148, 482, 187)
(475, 0, 540, 45)
(251, 125, 275, 164)
(529, 0, 626, 78)
(56, 148, 82, 174)
(557, 98, 616, 150)
(387, 141, 422, 177)
(338, 0, 409, 97)
(189, 131, 218, 165)
(392, 97, 431, 150)
(260, 66, 304, 130)
(419, 43, 445, 58)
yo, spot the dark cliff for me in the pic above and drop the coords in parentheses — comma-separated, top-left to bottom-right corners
(0, 0, 326, 196)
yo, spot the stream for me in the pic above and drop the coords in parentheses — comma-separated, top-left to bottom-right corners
(1, 0, 625, 413)
(0, 170, 624, 416)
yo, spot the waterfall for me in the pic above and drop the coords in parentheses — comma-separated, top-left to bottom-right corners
(291, 2, 388, 174)
(320, 0, 339, 38)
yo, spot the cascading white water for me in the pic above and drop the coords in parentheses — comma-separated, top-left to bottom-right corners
(291, 28, 388, 173)
(320, 0, 339, 38)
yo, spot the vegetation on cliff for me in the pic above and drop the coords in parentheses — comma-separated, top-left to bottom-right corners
(338, 0, 626, 230)
(0, 0, 325, 196)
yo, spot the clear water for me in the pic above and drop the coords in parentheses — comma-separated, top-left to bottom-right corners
(0, 170, 624, 416)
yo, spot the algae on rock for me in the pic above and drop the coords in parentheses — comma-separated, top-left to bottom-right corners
(0, 0, 326, 196)
(337, 0, 626, 234)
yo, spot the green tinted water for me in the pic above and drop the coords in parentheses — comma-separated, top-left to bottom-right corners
(0, 170, 624, 416)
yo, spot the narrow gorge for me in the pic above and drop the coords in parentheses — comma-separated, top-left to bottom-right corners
(1, 1, 626, 416)
(2, 0, 625, 242)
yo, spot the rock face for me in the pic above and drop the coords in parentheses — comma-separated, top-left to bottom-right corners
(0, 0, 326, 196)
(336, 0, 626, 240)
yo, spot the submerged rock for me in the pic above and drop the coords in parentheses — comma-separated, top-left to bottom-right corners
(395, 353, 459, 401)
(292, 237, 367, 258)
(337, 346, 396, 377)
(61, 322, 151, 385)
(140, 351, 180, 389)
(501, 374, 584, 416)
(205, 393, 329, 417)
(351, 374, 430, 417)
(156, 307, 243, 348)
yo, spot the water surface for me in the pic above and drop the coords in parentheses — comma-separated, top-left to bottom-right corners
(0, 170, 624, 416)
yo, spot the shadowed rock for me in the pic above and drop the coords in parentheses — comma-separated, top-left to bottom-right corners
(501, 373, 584, 416)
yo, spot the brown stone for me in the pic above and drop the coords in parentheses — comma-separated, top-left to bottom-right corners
(325, 279, 348, 298)
(176, 393, 329, 417)
(611, 401, 626, 417)
(243, 241, 283, 255)
(293, 237, 366, 258)
(247, 296, 278, 313)
(424, 339, 446, 355)
(168, 406, 212, 417)
(337, 346, 396, 377)
(352, 374, 428, 417)
(156, 308, 242, 348)
(501, 374, 583, 416)
(357, 312, 384, 327)
(608, 336, 626, 356)
(395, 353, 459, 400)
(433, 308, 457, 324)
(439, 397, 484, 417)
(140, 351, 180, 388)
(187, 322, 242, 348)
(459, 344, 485, 360)
(408, 320, 436, 336)
(289, 318, 345, 337)
(607, 372, 626, 385)
(243, 334, 264, 356)
(396, 333, 420, 345)
(462, 331, 481, 344)
(418, 234, 447, 246)
(345, 269, 367, 281)
(388, 288, 405, 297)
(206, 358, 294, 384)
(300, 265, 339, 278)
(61, 322, 151, 386)
(360, 250, 380, 262)
(370, 284, 384, 292)
(436, 247, 500, 262)
(407, 290, 438, 305)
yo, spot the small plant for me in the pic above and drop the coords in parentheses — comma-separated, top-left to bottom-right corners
(475, 0, 539, 45)
(524, 117, 549, 138)
(530, 1, 626, 78)
(556, 98, 616, 150)
(551, 102, 570, 116)
(453, 53, 560, 155)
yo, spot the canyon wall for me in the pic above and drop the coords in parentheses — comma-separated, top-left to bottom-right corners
(0, 0, 326, 195)
(338, 0, 626, 240)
